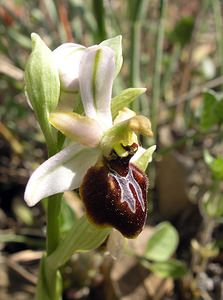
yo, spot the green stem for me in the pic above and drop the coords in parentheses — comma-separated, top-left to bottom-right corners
(38, 111, 58, 156)
(35, 256, 62, 300)
(35, 137, 62, 299)
(129, 0, 148, 113)
(212, 0, 223, 88)
(151, 0, 167, 140)
(46, 194, 62, 255)
(45, 137, 62, 298)
(36, 195, 62, 300)
(161, 43, 180, 101)
(92, 0, 106, 42)
(130, 21, 140, 87)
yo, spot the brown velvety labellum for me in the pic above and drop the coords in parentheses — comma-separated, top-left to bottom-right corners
(80, 151, 148, 238)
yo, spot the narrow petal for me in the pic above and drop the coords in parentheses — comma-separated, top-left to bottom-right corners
(111, 88, 146, 119)
(52, 43, 85, 91)
(79, 45, 115, 129)
(131, 145, 156, 171)
(113, 107, 136, 124)
(24, 144, 100, 206)
(49, 112, 103, 147)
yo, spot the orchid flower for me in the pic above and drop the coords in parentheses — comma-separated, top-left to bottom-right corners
(24, 40, 156, 238)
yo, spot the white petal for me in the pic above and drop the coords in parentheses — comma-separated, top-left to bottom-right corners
(24, 144, 100, 206)
(79, 45, 115, 129)
(52, 43, 85, 91)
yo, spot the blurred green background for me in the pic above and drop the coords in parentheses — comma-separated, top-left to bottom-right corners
(0, 0, 223, 299)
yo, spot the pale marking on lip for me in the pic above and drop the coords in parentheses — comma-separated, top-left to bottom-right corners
(109, 167, 145, 213)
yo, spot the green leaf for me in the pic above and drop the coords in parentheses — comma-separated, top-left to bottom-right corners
(111, 88, 146, 119)
(25, 33, 60, 135)
(200, 90, 219, 129)
(149, 259, 187, 279)
(211, 157, 223, 180)
(47, 215, 110, 269)
(203, 193, 223, 218)
(204, 151, 223, 180)
(100, 35, 123, 77)
(0, 234, 44, 248)
(145, 222, 179, 262)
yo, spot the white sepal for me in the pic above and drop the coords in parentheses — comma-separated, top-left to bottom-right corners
(100, 35, 123, 78)
(24, 144, 100, 206)
(79, 45, 115, 129)
(52, 43, 85, 91)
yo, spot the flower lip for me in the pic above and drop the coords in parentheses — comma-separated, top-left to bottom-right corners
(80, 151, 148, 238)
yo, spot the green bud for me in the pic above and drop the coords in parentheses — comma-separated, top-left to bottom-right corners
(25, 33, 60, 147)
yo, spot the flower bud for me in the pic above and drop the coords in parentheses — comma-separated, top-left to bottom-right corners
(80, 144, 148, 238)
(25, 33, 60, 119)
(25, 33, 60, 147)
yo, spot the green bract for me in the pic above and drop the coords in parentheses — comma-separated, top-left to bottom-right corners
(47, 215, 110, 268)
